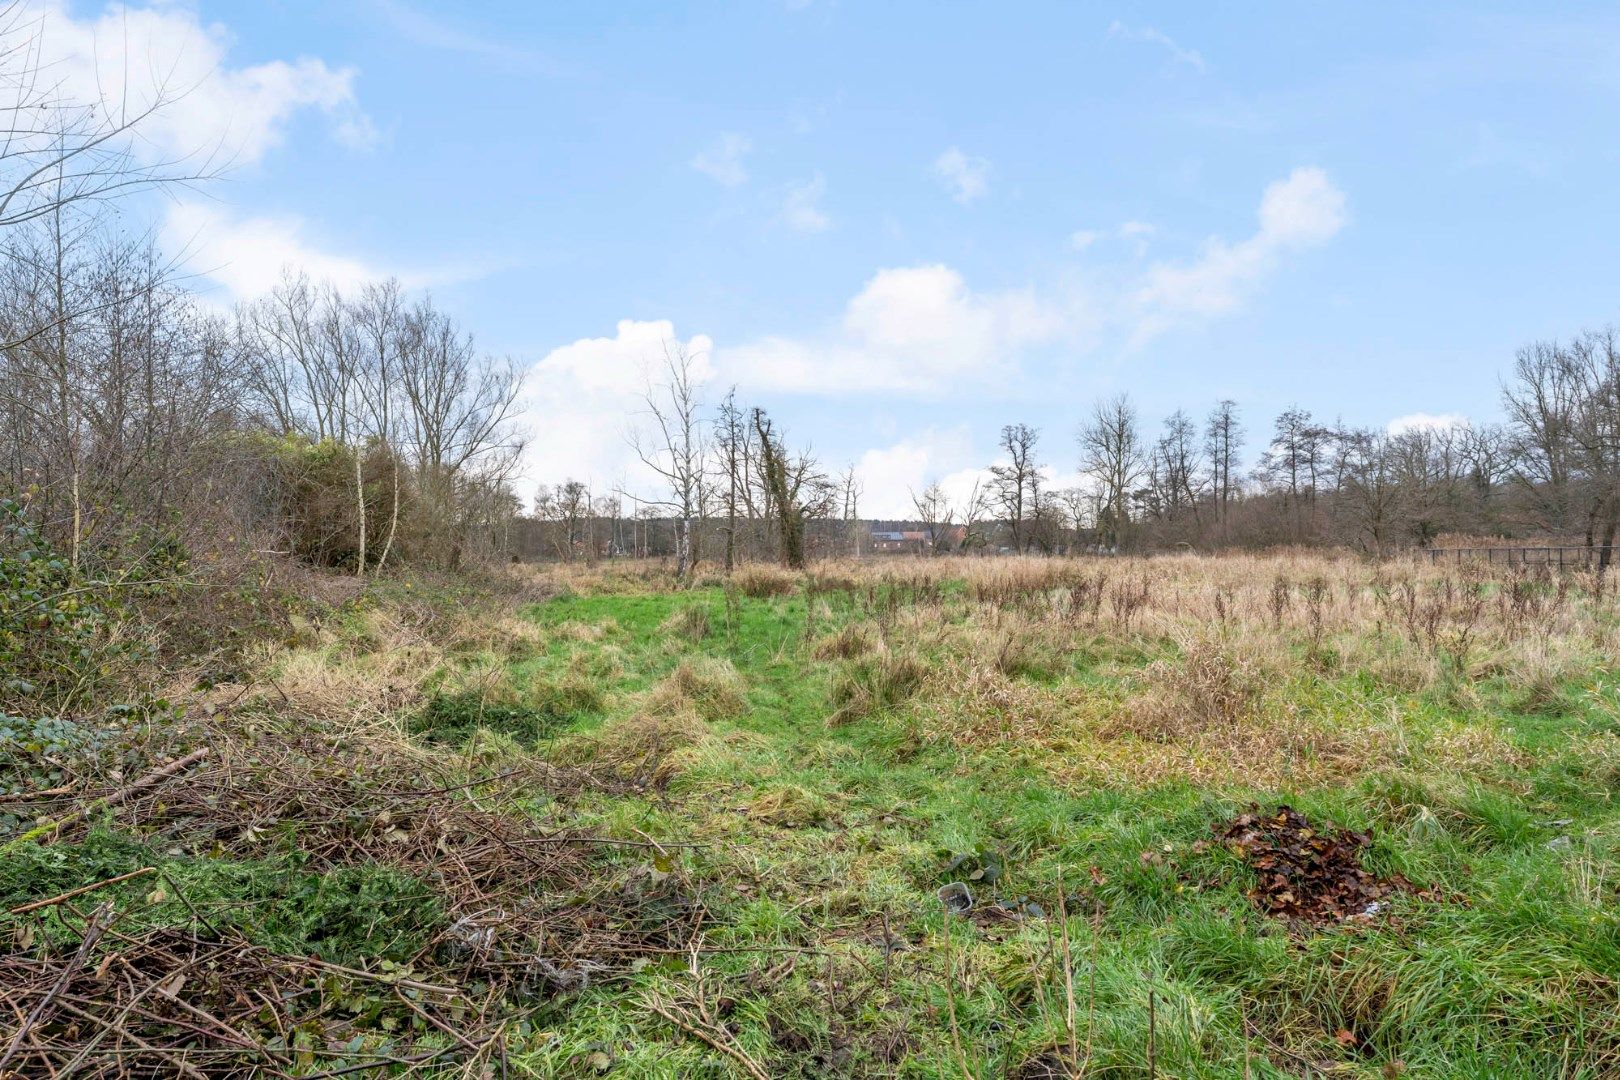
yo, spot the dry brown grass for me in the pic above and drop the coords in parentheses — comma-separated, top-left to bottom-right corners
(732, 563, 800, 598)
(1124, 635, 1271, 739)
(555, 705, 713, 770)
(812, 622, 878, 661)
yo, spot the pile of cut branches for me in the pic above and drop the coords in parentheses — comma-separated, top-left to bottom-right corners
(1, 902, 512, 1078)
(109, 722, 695, 988)
(3, 712, 700, 1074)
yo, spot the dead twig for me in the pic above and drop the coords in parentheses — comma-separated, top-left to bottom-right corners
(643, 993, 770, 1080)
(3, 747, 210, 849)
(9, 866, 156, 915)
(0, 901, 116, 1073)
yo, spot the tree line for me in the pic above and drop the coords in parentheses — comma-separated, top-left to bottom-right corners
(532, 329, 1620, 572)
(951, 330, 1619, 562)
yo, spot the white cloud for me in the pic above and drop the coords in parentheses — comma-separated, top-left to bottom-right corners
(34, 0, 374, 166)
(1071, 221, 1155, 254)
(165, 202, 381, 300)
(854, 428, 977, 518)
(1257, 167, 1348, 247)
(934, 147, 990, 204)
(691, 133, 751, 187)
(1133, 166, 1346, 332)
(781, 173, 830, 232)
(516, 320, 715, 505)
(1107, 21, 1206, 72)
(165, 201, 492, 302)
(1388, 412, 1469, 436)
(536, 319, 715, 396)
(719, 264, 1063, 394)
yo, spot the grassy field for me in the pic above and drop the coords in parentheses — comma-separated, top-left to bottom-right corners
(5, 552, 1620, 1077)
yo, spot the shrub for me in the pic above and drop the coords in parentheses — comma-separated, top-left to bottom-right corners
(0, 498, 151, 714)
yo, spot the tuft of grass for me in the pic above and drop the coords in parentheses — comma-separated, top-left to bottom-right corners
(828, 645, 928, 726)
(659, 603, 712, 642)
(647, 655, 749, 721)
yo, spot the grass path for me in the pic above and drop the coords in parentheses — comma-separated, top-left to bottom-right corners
(506, 582, 1620, 1078)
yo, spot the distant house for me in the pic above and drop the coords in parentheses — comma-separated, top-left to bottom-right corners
(869, 525, 967, 554)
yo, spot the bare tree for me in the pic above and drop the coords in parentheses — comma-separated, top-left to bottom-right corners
(911, 481, 955, 555)
(990, 423, 1041, 552)
(1204, 399, 1242, 534)
(1255, 406, 1332, 541)
(0, 6, 216, 243)
(958, 478, 994, 552)
(395, 298, 524, 568)
(1079, 395, 1144, 551)
(839, 464, 863, 557)
(629, 342, 708, 580)
(751, 408, 833, 568)
(1336, 428, 1404, 554)
(714, 387, 746, 572)
(1054, 487, 1090, 553)
(1503, 339, 1582, 539)
(535, 479, 591, 561)
(1152, 409, 1205, 526)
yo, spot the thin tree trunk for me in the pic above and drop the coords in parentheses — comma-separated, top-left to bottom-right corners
(354, 442, 367, 577)
(376, 453, 401, 572)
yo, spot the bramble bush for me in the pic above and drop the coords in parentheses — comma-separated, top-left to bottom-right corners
(0, 495, 164, 715)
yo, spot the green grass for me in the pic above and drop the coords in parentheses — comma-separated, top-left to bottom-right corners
(477, 582, 1620, 1078)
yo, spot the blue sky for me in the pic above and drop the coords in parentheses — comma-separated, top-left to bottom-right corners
(57, 1, 1620, 514)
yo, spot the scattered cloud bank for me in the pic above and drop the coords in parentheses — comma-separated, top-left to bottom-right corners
(692, 133, 751, 187)
(934, 147, 990, 203)
(1107, 21, 1206, 72)
(517, 166, 1350, 511)
(37, 0, 374, 166)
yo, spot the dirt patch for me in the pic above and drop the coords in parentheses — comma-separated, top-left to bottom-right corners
(1216, 805, 1430, 926)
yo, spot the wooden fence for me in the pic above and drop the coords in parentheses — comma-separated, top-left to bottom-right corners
(1422, 545, 1611, 569)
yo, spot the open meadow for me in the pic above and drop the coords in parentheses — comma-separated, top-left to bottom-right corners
(6, 551, 1618, 1077)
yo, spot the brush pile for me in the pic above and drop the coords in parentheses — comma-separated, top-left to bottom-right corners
(1, 906, 513, 1078)
(1, 714, 700, 1076)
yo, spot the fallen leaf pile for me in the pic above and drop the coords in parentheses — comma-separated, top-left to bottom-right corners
(1217, 804, 1417, 926)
